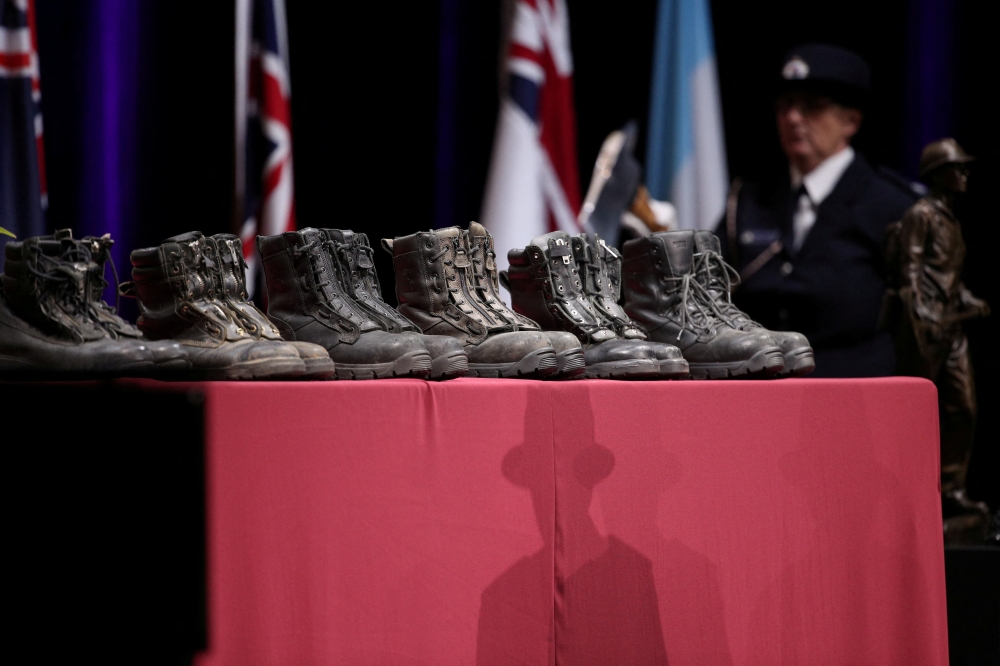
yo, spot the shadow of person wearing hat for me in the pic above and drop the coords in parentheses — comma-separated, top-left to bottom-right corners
(717, 43, 918, 378)
(476, 386, 667, 665)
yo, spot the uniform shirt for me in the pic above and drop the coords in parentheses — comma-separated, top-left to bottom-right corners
(716, 153, 916, 377)
(790, 147, 855, 251)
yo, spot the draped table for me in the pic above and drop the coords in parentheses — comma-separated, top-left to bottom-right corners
(188, 377, 948, 666)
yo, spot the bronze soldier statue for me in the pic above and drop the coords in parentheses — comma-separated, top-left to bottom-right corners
(885, 138, 991, 543)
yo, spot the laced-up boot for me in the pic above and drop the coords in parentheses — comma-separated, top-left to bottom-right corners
(691, 231, 815, 377)
(465, 222, 584, 379)
(622, 230, 785, 379)
(81, 233, 189, 371)
(322, 229, 467, 380)
(1, 232, 162, 377)
(126, 232, 305, 379)
(382, 227, 558, 378)
(258, 228, 432, 379)
(504, 231, 661, 379)
(211, 233, 336, 380)
(570, 233, 688, 379)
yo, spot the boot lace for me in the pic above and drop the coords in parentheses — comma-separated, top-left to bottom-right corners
(692, 250, 761, 331)
(24, 240, 94, 328)
(661, 272, 724, 340)
(83, 235, 147, 339)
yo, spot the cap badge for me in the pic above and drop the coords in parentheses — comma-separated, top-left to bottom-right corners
(782, 56, 810, 80)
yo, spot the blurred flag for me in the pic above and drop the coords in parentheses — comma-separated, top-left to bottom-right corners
(0, 0, 46, 257)
(481, 0, 581, 276)
(645, 0, 727, 230)
(234, 0, 295, 297)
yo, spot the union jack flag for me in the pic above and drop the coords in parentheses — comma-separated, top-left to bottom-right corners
(235, 0, 294, 297)
(0, 0, 46, 255)
(481, 0, 581, 278)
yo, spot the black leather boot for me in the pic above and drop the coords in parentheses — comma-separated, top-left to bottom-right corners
(465, 222, 584, 379)
(258, 228, 432, 379)
(211, 234, 335, 380)
(80, 233, 189, 372)
(505, 231, 662, 380)
(127, 232, 304, 380)
(0, 232, 170, 378)
(322, 229, 467, 380)
(691, 231, 815, 377)
(382, 227, 558, 378)
(622, 231, 784, 379)
(570, 233, 688, 378)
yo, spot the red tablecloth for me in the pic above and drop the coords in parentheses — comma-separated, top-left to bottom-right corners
(191, 377, 947, 666)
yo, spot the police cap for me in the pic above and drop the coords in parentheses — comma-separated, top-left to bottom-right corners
(777, 43, 871, 110)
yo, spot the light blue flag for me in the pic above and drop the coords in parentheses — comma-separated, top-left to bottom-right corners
(645, 0, 728, 230)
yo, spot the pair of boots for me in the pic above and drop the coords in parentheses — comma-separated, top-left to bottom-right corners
(1, 230, 189, 378)
(378, 223, 583, 379)
(256, 228, 469, 380)
(125, 232, 335, 380)
(502, 231, 690, 379)
(621, 230, 814, 379)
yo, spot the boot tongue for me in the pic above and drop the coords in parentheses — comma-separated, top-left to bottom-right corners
(692, 230, 728, 297)
(529, 230, 570, 251)
(693, 230, 722, 255)
(165, 231, 205, 244)
(654, 230, 694, 276)
(468, 221, 489, 238)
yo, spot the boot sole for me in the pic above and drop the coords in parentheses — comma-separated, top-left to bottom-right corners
(658, 358, 690, 379)
(335, 350, 433, 380)
(428, 351, 469, 381)
(547, 348, 586, 380)
(584, 358, 661, 380)
(0, 357, 157, 380)
(468, 347, 558, 378)
(777, 346, 815, 377)
(688, 347, 784, 380)
(184, 357, 306, 381)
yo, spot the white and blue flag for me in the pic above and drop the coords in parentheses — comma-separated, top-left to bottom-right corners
(645, 0, 728, 231)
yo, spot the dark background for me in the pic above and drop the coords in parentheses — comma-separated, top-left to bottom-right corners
(30, 0, 997, 504)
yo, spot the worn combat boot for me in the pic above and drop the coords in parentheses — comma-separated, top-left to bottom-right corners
(622, 230, 784, 379)
(258, 228, 432, 379)
(382, 227, 558, 378)
(465, 222, 584, 379)
(0, 232, 177, 378)
(691, 231, 815, 377)
(570, 233, 688, 378)
(504, 231, 662, 379)
(211, 233, 335, 380)
(127, 232, 305, 379)
(81, 233, 189, 371)
(322, 229, 467, 380)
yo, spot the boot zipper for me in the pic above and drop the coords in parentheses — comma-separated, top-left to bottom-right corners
(452, 237, 498, 326)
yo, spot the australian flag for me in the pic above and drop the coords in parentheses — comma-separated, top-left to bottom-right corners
(234, 0, 295, 298)
(0, 0, 47, 265)
(480, 0, 582, 283)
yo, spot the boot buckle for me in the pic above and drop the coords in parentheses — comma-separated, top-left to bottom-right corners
(554, 239, 571, 264)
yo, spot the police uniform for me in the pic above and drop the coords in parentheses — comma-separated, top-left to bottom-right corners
(715, 44, 917, 377)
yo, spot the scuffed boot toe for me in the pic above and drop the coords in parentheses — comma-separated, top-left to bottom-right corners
(466, 331, 557, 378)
(331, 331, 432, 380)
(419, 335, 468, 380)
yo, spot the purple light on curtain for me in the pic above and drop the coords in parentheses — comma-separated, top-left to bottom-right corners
(433, 0, 459, 229)
(80, 0, 140, 302)
(903, 0, 954, 178)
